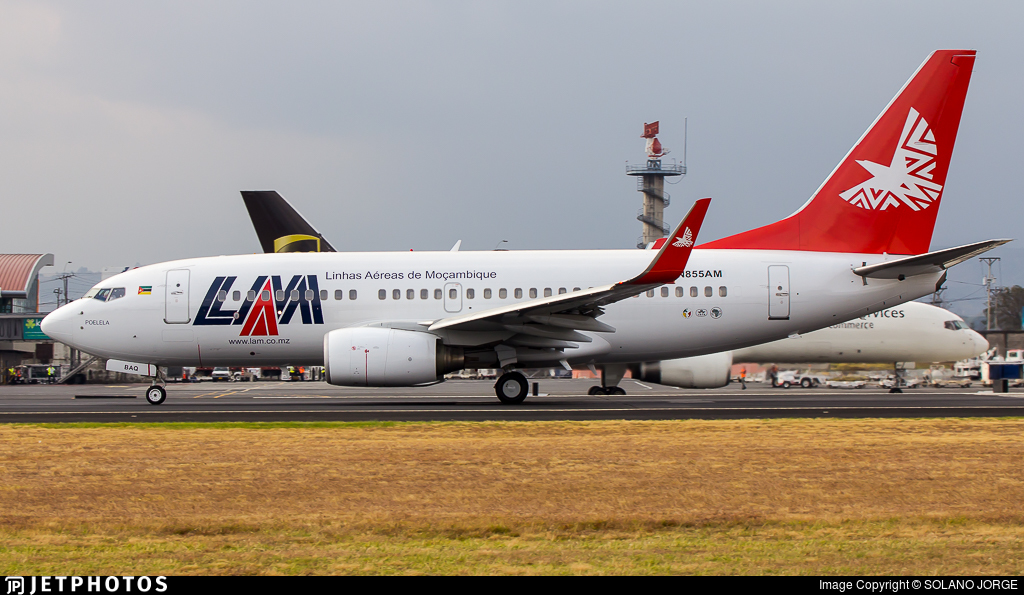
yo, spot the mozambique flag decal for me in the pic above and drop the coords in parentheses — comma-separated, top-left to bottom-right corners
(138, 286, 152, 295)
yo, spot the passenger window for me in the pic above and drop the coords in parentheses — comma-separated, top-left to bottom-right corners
(108, 288, 126, 301)
(393, 289, 401, 300)
(499, 288, 507, 299)
(276, 290, 285, 302)
(420, 289, 428, 300)
(544, 288, 552, 297)
(305, 289, 315, 301)
(434, 289, 442, 300)
(558, 288, 566, 294)
(467, 288, 475, 299)
(248, 290, 256, 301)
(515, 288, 523, 299)
(661, 287, 669, 298)
(233, 291, 241, 301)
(484, 288, 492, 299)
(320, 290, 328, 301)
(690, 287, 698, 297)
(675, 287, 683, 297)
(704, 286, 712, 297)
(529, 288, 537, 298)
(217, 290, 227, 303)
(449, 288, 457, 299)
(335, 289, 343, 301)
(407, 289, 415, 300)
(261, 290, 271, 302)
(719, 286, 727, 297)
(349, 290, 357, 300)
(290, 290, 300, 301)
(646, 290, 654, 298)
(378, 289, 387, 300)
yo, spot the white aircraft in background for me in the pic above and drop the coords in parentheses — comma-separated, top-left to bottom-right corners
(42, 49, 1006, 405)
(629, 301, 987, 393)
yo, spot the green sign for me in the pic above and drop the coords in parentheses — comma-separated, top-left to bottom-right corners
(23, 318, 49, 340)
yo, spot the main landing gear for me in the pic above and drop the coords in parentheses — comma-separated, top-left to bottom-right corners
(145, 366, 167, 405)
(587, 364, 627, 396)
(495, 371, 529, 404)
(588, 385, 625, 396)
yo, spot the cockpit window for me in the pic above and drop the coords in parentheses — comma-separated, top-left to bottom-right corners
(944, 320, 969, 331)
(84, 288, 100, 299)
(91, 287, 126, 302)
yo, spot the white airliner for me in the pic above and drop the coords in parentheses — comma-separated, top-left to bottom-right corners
(42, 49, 1006, 405)
(628, 301, 987, 392)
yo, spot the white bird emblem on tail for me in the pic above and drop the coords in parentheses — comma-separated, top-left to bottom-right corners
(672, 227, 693, 248)
(839, 108, 943, 211)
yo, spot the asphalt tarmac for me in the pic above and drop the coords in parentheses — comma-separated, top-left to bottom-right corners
(0, 379, 1022, 422)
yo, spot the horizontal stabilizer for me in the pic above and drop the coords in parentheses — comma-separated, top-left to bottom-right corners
(853, 239, 1011, 279)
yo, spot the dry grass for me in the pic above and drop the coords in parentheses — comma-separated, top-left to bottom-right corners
(1, 419, 1022, 574)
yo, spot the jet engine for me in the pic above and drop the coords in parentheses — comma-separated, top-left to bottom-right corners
(324, 328, 464, 387)
(633, 351, 733, 388)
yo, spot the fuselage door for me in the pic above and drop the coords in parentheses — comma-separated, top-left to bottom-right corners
(768, 265, 790, 320)
(444, 282, 462, 313)
(165, 269, 191, 324)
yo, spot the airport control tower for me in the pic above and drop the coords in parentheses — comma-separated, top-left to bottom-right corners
(626, 121, 685, 248)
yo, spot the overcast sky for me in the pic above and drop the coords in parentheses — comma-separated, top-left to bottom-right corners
(3, 1, 1022, 316)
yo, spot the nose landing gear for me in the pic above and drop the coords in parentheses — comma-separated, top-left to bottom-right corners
(145, 366, 167, 405)
(145, 385, 167, 405)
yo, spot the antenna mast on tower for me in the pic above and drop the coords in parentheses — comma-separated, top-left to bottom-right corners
(626, 120, 686, 248)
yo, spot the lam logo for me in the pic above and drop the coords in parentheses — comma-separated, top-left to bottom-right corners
(672, 227, 694, 248)
(840, 108, 942, 211)
(194, 275, 324, 336)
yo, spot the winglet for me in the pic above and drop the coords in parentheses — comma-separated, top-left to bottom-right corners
(626, 198, 711, 285)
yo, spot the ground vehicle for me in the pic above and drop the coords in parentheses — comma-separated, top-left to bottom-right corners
(774, 370, 827, 388)
(211, 367, 232, 381)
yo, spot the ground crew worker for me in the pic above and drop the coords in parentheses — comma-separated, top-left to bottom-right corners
(769, 364, 779, 387)
(6, 367, 14, 385)
(740, 366, 747, 390)
(46, 365, 56, 384)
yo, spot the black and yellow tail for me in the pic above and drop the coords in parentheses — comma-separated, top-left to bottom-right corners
(241, 191, 336, 253)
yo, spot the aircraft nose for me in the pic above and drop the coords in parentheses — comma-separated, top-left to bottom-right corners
(41, 305, 75, 345)
(968, 329, 989, 356)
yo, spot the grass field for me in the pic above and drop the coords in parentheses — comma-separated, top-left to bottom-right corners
(1, 419, 1022, 574)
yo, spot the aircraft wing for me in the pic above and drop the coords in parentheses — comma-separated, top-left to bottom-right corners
(853, 239, 1011, 280)
(426, 198, 711, 340)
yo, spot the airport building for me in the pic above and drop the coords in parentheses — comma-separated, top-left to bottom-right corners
(0, 254, 59, 379)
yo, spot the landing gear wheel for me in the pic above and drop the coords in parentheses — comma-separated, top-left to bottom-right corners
(801, 378, 812, 389)
(608, 386, 626, 396)
(588, 386, 606, 396)
(145, 385, 167, 405)
(889, 387, 903, 394)
(495, 372, 529, 404)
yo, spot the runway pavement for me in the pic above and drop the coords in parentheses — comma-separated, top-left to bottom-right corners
(1, 379, 1023, 422)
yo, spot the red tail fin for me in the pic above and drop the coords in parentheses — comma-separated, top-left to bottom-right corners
(702, 50, 975, 255)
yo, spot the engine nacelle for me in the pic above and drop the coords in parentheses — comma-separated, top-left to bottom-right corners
(634, 351, 733, 388)
(324, 327, 464, 387)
